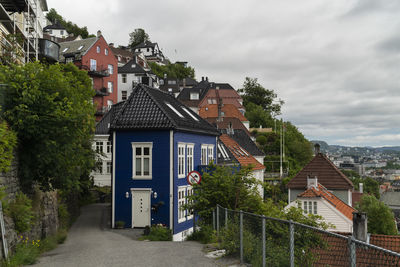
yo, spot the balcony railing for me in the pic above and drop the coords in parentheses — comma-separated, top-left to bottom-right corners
(95, 87, 110, 96)
(79, 65, 110, 77)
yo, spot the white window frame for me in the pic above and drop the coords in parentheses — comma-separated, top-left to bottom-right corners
(178, 186, 186, 223)
(106, 141, 112, 153)
(178, 143, 186, 178)
(106, 161, 112, 174)
(201, 145, 208, 165)
(122, 74, 127, 83)
(96, 46, 100, 53)
(96, 141, 103, 153)
(187, 144, 194, 174)
(108, 64, 114, 74)
(121, 90, 127, 100)
(105, 48, 108, 55)
(190, 93, 199, 100)
(207, 145, 214, 164)
(108, 81, 113, 93)
(65, 57, 73, 63)
(107, 100, 113, 110)
(132, 142, 153, 179)
(186, 186, 193, 220)
(90, 59, 96, 71)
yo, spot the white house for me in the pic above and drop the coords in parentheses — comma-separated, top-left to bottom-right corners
(43, 22, 69, 39)
(286, 177, 355, 233)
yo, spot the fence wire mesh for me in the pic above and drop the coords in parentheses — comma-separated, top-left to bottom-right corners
(214, 205, 400, 267)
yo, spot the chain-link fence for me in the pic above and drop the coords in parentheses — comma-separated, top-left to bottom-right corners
(212, 205, 400, 267)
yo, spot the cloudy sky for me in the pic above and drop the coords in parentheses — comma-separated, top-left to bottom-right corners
(47, 0, 400, 147)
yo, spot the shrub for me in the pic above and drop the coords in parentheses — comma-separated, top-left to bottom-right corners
(9, 193, 34, 233)
(58, 203, 70, 229)
(141, 225, 172, 241)
(186, 225, 216, 244)
(256, 135, 267, 146)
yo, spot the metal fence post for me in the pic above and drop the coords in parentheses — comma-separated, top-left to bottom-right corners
(348, 236, 356, 267)
(0, 201, 8, 259)
(240, 210, 243, 264)
(289, 220, 294, 267)
(262, 216, 266, 267)
(212, 209, 215, 230)
(216, 205, 220, 235)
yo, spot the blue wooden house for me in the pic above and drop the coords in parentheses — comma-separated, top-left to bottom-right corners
(110, 84, 219, 241)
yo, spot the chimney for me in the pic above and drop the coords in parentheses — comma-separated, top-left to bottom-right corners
(201, 77, 204, 81)
(359, 183, 364, 194)
(314, 143, 320, 155)
(307, 175, 318, 189)
(206, 77, 208, 82)
(97, 30, 102, 38)
(109, 43, 114, 48)
(353, 212, 368, 242)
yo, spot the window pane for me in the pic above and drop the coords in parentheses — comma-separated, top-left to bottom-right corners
(144, 158, 150, 175)
(144, 147, 150, 155)
(136, 147, 142, 156)
(309, 201, 312, 214)
(136, 158, 142, 175)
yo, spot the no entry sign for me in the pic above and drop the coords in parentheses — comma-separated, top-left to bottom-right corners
(187, 171, 202, 185)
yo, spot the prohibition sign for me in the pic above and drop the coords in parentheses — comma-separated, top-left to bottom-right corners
(187, 171, 202, 185)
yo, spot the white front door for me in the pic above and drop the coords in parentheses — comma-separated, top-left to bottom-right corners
(131, 189, 151, 228)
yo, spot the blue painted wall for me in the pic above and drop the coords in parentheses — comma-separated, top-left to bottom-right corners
(173, 131, 217, 234)
(114, 130, 171, 228)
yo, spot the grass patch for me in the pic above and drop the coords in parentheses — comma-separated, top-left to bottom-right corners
(139, 225, 172, 241)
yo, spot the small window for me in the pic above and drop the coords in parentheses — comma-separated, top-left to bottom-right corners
(160, 80, 164, 85)
(62, 47, 69, 53)
(122, 74, 127, 83)
(178, 144, 186, 178)
(132, 143, 152, 179)
(107, 100, 113, 109)
(77, 45, 84, 51)
(147, 48, 149, 52)
(168, 80, 176, 85)
(108, 64, 114, 75)
(95, 141, 103, 153)
(105, 48, 108, 55)
(178, 187, 186, 223)
(106, 141, 112, 154)
(122, 91, 127, 101)
(207, 146, 214, 164)
(190, 93, 199, 100)
(201, 145, 208, 165)
(313, 201, 317, 214)
(65, 57, 74, 63)
(96, 161, 103, 174)
(186, 186, 194, 220)
(106, 162, 112, 174)
(49, 30, 52, 34)
(96, 46, 100, 53)
(187, 145, 194, 173)
(60, 30, 64, 35)
(304, 201, 308, 214)
(308, 201, 312, 214)
(165, 103, 184, 118)
(297, 201, 302, 209)
(90, 59, 97, 71)
(168, 88, 172, 92)
(107, 81, 113, 93)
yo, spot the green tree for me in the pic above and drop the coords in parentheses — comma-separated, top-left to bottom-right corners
(356, 195, 397, 235)
(0, 117, 17, 173)
(0, 62, 96, 192)
(128, 28, 150, 49)
(238, 77, 284, 116)
(46, 8, 93, 39)
(0, 34, 24, 65)
(149, 62, 195, 80)
(341, 170, 380, 199)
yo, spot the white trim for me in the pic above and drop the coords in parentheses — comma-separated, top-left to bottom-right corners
(169, 131, 173, 231)
(112, 131, 116, 228)
(130, 188, 152, 228)
(131, 142, 153, 180)
(172, 227, 193, 242)
(178, 186, 187, 223)
(178, 143, 186, 178)
(288, 188, 291, 203)
(186, 144, 194, 173)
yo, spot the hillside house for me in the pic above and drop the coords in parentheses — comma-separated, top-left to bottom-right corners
(110, 84, 219, 241)
(59, 31, 118, 121)
(131, 41, 166, 64)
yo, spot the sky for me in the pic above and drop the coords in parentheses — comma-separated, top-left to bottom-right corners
(46, 0, 400, 147)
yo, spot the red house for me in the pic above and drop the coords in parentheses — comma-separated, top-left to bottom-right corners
(59, 30, 118, 121)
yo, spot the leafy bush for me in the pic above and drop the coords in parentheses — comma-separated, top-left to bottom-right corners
(141, 225, 172, 241)
(186, 225, 216, 244)
(256, 135, 267, 146)
(9, 193, 34, 233)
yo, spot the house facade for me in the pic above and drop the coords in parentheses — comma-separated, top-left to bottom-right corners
(59, 31, 118, 121)
(110, 84, 219, 241)
(132, 41, 166, 64)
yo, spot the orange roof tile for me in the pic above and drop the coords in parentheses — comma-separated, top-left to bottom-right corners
(199, 104, 248, 122)
(219, 134, 265, 171)
(298, 183, 356, 220)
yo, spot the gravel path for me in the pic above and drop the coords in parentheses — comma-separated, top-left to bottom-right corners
(33, 203, 224, 267)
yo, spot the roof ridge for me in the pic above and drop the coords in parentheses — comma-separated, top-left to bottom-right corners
(321, 153, 354, 187)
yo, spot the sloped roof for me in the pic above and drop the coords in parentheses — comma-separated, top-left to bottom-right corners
(287, 153, 354, 190)
(298, 183, 355, 220)
(217, 140, 239, 165)
(219, 134, 265, 171)
(132, 41, 157, 49)
(110, 46, 133, 58)
(220, 129, 265, 157)
(110, 84, 219, 136)
(59, 37, 97, 61)
(205, 117, 250, 135)
(44, 22, 65, 30)
(118, 59, 147, 74)
(95, 108, 112, 135)
(179, 77, 198, 87)
(199, 104, 248, 122)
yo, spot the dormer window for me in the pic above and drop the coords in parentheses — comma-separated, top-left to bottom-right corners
(190, 93, 199, 100)
(62, 47, 68, 53)
(77, 45, 84, 51)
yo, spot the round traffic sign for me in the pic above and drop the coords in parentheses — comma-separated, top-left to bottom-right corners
(187, 171, 202, 185)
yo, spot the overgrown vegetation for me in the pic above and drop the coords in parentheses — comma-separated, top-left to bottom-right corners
(149, 62, 195, 80)
(8, 192, 35, 234)
(341, 169, 380, 199)
(128, 28, 150, 49)
(140, 225, 172, 241)
(0, 118, 16, 173)
(46, 9, 94, 39)
(0, 62, 96, 192)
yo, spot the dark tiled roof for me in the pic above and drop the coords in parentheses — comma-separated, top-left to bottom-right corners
(59, 37, 97, 61)
(110, 46, 133, 58)
(110, 84, 219, 136)
(217, 139, 239, 165)
(287, 153, 354, 190)
(220, 129, 265, 157)
(132, 41, 157, 49)
(95, 109, 112, 135)
(118, 59, 147, 74)
(44, 22, 65, 30)
(179, 77, 198, 87)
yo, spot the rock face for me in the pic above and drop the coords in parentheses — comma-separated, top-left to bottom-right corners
(0, 157, 61, 259)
